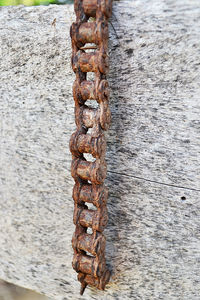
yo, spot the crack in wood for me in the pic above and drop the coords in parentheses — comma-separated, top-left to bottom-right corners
(107, 170, 200, 192)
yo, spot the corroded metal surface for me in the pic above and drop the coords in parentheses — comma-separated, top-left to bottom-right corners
(70, 0, 112, 295)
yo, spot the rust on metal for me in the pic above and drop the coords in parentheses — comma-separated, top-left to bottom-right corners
(70, 0, 113, 294)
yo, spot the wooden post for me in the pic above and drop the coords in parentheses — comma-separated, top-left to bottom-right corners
(0, 1, 200, 299)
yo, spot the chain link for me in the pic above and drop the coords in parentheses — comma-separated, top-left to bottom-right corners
(70, 0, 113, 295)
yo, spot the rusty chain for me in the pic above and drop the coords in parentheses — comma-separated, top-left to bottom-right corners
(70, 0, 113, 295)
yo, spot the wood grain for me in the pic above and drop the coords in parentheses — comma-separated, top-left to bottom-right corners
(0, 1, 200, 299)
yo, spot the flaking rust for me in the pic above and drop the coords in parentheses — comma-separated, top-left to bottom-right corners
(70, 0, 113, 295)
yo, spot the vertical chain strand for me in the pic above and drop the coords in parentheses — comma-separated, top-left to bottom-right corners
(70, 0, 112, 295)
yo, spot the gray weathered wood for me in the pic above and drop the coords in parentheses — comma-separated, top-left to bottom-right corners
(0, 1, 200, 299)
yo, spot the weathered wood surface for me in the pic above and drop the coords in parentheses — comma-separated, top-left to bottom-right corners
(0, 1, 200, 299)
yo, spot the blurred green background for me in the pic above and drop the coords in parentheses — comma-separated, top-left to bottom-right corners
(0, 0, 72, 6)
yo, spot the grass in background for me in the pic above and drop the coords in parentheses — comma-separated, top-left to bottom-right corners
(0, 0, 73, 5)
